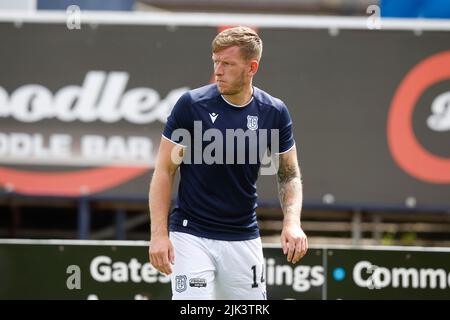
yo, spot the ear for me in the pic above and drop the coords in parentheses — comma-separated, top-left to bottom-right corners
(249, 60, 259, 76)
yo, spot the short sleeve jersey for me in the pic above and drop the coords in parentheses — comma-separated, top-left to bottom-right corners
(163, 84, 295, 240)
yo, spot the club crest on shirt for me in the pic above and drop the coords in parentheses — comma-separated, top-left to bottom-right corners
(175, 275, 187, 292)
(247, 115, 258, 131)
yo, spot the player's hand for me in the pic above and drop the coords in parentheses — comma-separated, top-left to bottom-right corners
(149, 235, 175, 275)
(281, 223, 308, 264)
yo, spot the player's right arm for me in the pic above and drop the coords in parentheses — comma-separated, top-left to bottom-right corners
(148, 136, 184, 275)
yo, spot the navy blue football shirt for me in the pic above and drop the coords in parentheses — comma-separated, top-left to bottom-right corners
(162, 84, 295, 240)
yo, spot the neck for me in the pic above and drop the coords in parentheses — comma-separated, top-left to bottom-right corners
(222, 83, 253, 106)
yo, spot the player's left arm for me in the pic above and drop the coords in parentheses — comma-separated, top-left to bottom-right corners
(277, 145, 308, 264)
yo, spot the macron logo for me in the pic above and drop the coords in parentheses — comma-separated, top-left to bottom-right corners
(209, 113, 219, 124)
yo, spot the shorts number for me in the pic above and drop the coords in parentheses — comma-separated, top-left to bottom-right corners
(251, 264, 265, 288)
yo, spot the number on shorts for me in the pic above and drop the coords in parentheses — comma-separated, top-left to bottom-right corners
(251, 264, 265, 288)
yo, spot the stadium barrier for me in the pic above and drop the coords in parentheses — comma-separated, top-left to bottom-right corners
(1, 239, 449, 299)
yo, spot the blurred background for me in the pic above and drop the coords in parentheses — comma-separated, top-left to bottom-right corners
(2, 0, 450, 17)
(1, 0, 449, 247)
(0, 0, 449, 299)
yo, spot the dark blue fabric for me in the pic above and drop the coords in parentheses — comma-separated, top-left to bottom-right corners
(163, 84, 295, 240)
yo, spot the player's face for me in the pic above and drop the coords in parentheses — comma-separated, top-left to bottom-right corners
(212, 46, 252, 95)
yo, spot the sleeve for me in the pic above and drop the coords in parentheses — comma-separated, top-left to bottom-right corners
(162, 92, 192, 146)
(277, 102, 295, 154)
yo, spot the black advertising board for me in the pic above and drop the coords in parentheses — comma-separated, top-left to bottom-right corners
(1, 240, 449, 299)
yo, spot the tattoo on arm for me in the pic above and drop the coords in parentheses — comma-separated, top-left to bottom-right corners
(277, 156, 302, 219)
(277, 159, 299, 185)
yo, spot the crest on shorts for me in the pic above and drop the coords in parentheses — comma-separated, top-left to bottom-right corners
(175, 275, 187, 293)
(247, 115, 258, 131)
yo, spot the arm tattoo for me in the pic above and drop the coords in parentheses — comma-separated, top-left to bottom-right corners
(277, 157, 303, 220)
(277, 160, 299, 185)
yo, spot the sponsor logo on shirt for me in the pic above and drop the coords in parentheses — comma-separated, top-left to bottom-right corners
(189, 278, 207, 288)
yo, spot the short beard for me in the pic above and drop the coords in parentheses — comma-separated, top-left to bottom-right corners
(218, 71, 246, 95)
